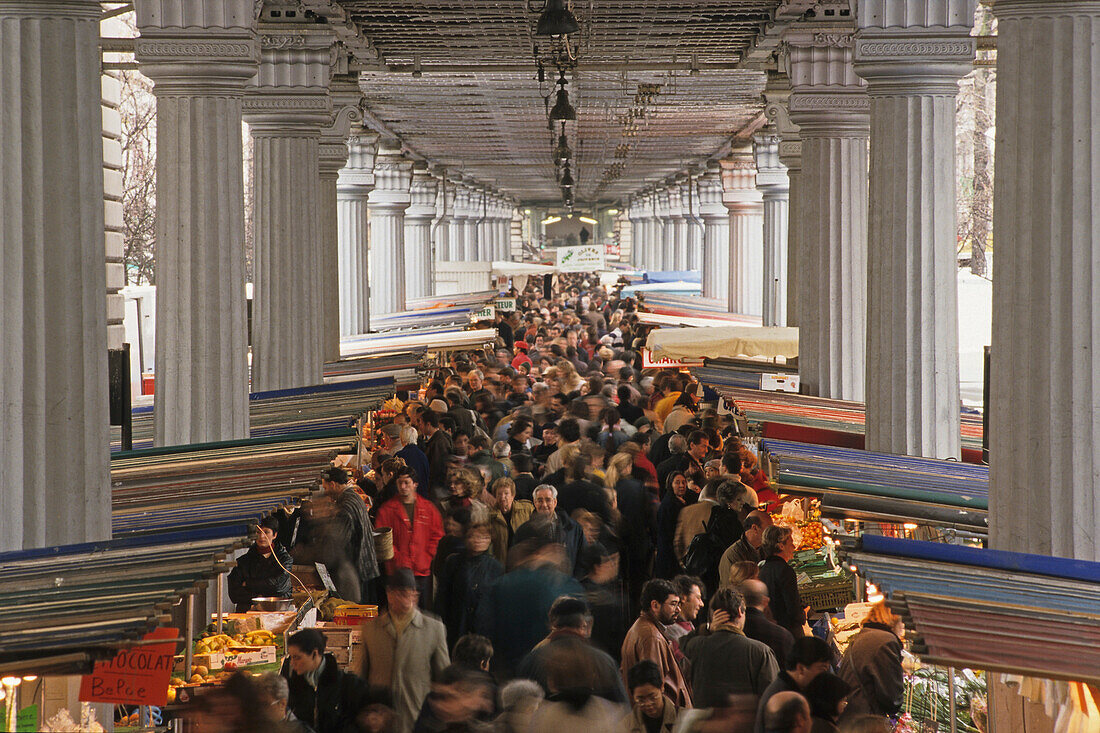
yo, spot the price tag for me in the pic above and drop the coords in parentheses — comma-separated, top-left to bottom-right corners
(314, 562, 338, 593)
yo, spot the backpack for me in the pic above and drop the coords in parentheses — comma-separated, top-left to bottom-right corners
(681, 516, 726, 578)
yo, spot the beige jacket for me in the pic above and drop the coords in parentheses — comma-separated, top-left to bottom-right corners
(362, 608, 450, 733)
(674, 499, 716, 560)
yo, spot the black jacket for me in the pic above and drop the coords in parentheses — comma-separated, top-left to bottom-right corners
(743, 607, 795, 668)
(516, 631, 627, 703)
(755, 671, 801, 733)
(758, 555, 806, 638)
(227, 544, 292, 612)
(514, 511, 586, 575)
(435, 550, 504, 646)
(281, 654, 370, 733)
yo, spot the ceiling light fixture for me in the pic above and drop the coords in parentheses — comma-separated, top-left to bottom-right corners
(553, 129, 572, 166)
(578, 216, 597, 225)
(542, 215, 562, 225)
(535, 0, 580, 37)
(549, 71, 576, 122)
(559, 165, 575, 188)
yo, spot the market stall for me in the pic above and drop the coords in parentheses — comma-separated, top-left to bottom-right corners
(646, 325, 799, 362)
(707, 385, 985, 464)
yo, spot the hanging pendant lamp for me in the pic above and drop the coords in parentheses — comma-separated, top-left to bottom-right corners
(536, 0, 580, 37)
(560, 165, 575, 188)
(549, 71, 576, 122)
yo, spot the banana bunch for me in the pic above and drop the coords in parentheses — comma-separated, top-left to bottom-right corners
(195, 633, 235, 653)
(236, 629, 276, 646)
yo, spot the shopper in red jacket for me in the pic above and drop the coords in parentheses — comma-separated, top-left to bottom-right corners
(375, 467, 444, 604)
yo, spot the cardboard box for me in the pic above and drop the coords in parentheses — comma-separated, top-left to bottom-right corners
(225, 645, 277, 667)
(175, 651, 225, 672)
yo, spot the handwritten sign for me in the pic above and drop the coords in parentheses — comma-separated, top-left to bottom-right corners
(641, 348, 704, 369)
(80, 627, 178, 706)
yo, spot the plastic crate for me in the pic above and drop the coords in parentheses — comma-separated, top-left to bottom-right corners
(801, 577, 856, 612)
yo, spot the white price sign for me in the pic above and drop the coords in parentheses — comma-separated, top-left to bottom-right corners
(555, 244, 606, 272)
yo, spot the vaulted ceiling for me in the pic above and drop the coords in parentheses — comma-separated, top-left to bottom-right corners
(336, 1, 785, 206)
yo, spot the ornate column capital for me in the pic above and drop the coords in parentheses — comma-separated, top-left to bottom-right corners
(666, 180, 685, 220)
(318, 72, 364, 176)
(854, 0, 976, 91)
(721, 154, 764, 213)
(244, 23, 335, 130)
(434, 171, 456, 223)
(762, 72, 803, 173)
(697, 162, 728, 220)
(406, 163, 438, 221)
(753, 134, 790, 195)
(781, 21, 870, 134)
(653, 188, 671, 220)
(367, 138, 413, 210)
(337, 127, 378, 194)
(134, 0, 259, 91)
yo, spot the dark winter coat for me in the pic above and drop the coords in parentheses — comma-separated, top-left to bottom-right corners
(434, 550, 503, 645)
(513, 511, 586, 575)
(281, 653, 370, 733)
(743, 607, 795, 668)
(227, 543, 292, 612)
(758, 555, 806, 638)
(681, 628, 778, 708)
(838, 622, 905, 720)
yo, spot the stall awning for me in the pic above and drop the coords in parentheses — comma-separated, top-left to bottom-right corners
(114, 375, 392, 452)
(761, 439, 988, 530)
(710, 385, 985, 463)
(840, 535, 1100, 684)
(324, 351, 424, 386)
(647, 325, 799, 361)
(340, 327, 497, 360)
(369, 305, 481, 332)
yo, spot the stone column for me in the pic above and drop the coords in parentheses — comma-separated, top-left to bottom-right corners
(0, 0, 109, 550)
(666, 182, 686, 270)
(754, 133, 791, 327)
(244, 25, 333, 392)
(367, 139, 413, 316)
(499, 201, 514, 260)
(680, 176, 703, 271)
(644, 192, 661, 271)
(450, 184, 470, 262)
(722, 154, 764, 316)
(989, 0, 1100, 562)
(699, 163, 731, 301)
(133, 1, 257, 445)
(318, 75, 362, 362)
(337, 129, 377, 336)
(629, 203, 646, 270)
(764, 74, 804, 328)
(653, 188, 672, 271)
(404, 162, 437, 300)
(855, 0, 974, 459)
(465, 188, 483, 260)
(432, 171, 455, 266)
(783, 26, 870, 400)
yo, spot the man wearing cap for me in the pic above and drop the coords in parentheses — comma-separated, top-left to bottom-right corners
(362, 568, 450, 733)
(512, 340, 533, 371)
(293, 467, 379, 603)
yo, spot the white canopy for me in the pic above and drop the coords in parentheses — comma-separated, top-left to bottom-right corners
(646, 325, 799, 361)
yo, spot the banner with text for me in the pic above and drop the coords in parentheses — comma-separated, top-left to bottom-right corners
(555, 244, 605, 272)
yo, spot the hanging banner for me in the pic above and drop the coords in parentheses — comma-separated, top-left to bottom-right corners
(80, 627, 179, 706)
(555, 244, 605, 272)
(470, 305, 495, 323)
(493, 297, 517, 312)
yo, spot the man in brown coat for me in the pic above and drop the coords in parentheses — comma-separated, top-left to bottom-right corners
(620, 579, 692, 708)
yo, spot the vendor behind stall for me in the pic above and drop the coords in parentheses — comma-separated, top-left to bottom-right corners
(228, 515, 292, 612)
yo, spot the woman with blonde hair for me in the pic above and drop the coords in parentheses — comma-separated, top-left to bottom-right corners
(837, 600, 905, 723)
(554, 360, 584, 395)
(444, 466, 486, 513)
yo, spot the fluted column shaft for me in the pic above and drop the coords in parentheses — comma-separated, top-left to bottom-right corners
(0, 0, 109, 550)
(698, 165, 729, 300)
(681, 179, 703, 271)
(433, 175, 454, 268)
(629, 209, 645, 269)
(722, 157, 764, 316)
(337, 130, 377, 336)
(856, 0, 975, 459)
(404, 165, 437, 299)
(666, 185, 686, 270)
(133, 2, 257, 445)
(755, 134, 791, 327)
(318, 77, 361, 362)
(653, 190, 672, 271)
(449, 188, 468, 262)
(989, 0, 1100, 561)
(244, 26, 333, 392)
(785, 27, 869, 401)
(368, 141, 412, 316)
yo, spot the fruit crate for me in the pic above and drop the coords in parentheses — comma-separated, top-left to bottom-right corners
(800, 574, 856, 613)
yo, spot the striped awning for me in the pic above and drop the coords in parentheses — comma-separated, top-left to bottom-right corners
(840, 535, 1100, 683)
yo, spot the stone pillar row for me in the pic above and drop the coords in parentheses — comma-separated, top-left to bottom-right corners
(723, 155, 764, 317)
(698, 163, 730, 302)
(754, 134, 790, 328)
